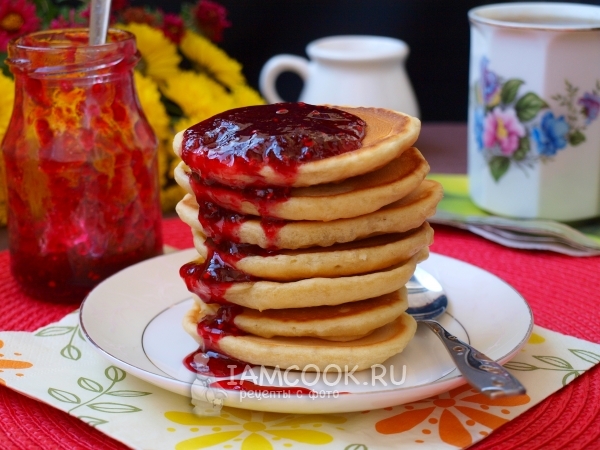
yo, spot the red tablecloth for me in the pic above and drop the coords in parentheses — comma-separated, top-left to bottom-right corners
(1, 218, 599, 449)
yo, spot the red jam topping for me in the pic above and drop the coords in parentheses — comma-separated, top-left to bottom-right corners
(182, 102, 366, 186)
(189, 171, 291, 218)
(184, 305, 248, 377)
(197, 200, 286, 247)
(184, 349, 248, 377)
(180, 244, 258, 304)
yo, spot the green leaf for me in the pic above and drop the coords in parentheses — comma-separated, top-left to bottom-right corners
(105, 366, 126, 383)
(345, 445, 369, 450)
(60, 344, 82, 361)
(489, 156, 510, 182)
(501, 79, 524, 104)
(77, 327, 85, 341)
(513, 136, 530, 161)
(569, 130, 586, 146)
(515, 92, 549, 122)
(533, 355, 573, 369)
(78, 416, 108, 427)
(87, 402, 142, 414)
(569, 349, 600, 364)
(78, 377, 104, 393)
(48, 388, 81, 404)
(0, 54, 10, 78)
(503, 361, 539, 371)
(562, 371, 580, 386)
(106, 390, 152, 397)
(35, 326, 74, 337)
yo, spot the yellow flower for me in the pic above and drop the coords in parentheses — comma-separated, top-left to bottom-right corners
(231, 84, 266, 108)
(180, 30, 245, 89)
(0, 73, 14, 141)
(162, 70, 233, 120)
(165, 407, 346, 449)
(118, 23, 181, 84)
(0, 73, 15, 227)
(134, 71, 170, 141)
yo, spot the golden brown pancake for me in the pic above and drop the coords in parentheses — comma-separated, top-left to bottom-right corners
(191, 223, 433, 280)
(183, 302, 418, 371)
(233, 288, 408, 339)
(187, 248, 428, 311)
(175, 147, 430, 221)
(177, 179, 442, 249)
(173, 106, 421, 187)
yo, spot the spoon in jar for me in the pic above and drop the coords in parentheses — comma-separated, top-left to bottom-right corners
(406, 267, 526, 398)
(89, 0, 112, 45)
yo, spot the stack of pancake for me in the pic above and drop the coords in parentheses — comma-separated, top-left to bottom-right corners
(174, 104, 443, 372)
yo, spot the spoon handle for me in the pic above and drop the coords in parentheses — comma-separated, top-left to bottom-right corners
(89, 0, 112, 46)
(421, 320, 526, 398)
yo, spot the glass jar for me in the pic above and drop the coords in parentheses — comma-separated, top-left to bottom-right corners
(2, 29, 163, 302)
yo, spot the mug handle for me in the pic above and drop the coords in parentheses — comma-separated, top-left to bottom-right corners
(259, 54, 310, 104)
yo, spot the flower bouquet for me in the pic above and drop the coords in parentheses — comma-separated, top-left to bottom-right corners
(0, 0, 264, 225)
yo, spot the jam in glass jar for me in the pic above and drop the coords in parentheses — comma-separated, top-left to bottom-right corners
(2, 29, 163, 302)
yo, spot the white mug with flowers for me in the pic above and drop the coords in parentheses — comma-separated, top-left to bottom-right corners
(468, 2, 600, 222)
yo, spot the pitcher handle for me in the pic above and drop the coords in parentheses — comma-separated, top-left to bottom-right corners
(259, 54, 310, 104)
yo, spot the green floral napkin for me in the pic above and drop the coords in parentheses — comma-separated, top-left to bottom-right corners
(428, 174, 600, 256)
(1, 311, 600, 449)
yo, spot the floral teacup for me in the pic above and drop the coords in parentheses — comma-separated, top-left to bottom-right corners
(467, 2, 600, 221)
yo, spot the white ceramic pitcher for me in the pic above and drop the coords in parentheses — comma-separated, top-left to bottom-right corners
(259, 35, 420, 117)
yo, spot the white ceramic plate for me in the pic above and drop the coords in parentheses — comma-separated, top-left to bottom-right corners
(80, 249, 533, 414)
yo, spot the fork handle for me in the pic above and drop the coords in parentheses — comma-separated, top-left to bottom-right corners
(421, 320, 526, 398)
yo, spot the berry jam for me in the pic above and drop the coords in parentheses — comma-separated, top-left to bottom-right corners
(183, 304, 249, 377)
(182, 102, 366, 187)
(3, 29, 163, 302)
(189, 171, 291, 218)
(184, 349, 248, 377)
(180, 246, 257, 304)
(208, 238, 278, 263)
(197, 201, 286, 248)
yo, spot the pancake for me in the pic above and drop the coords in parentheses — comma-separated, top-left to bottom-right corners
(186, 248, 428, 311)
(191, 222, 433, 280)
(183, 303, 418, 371)
(232, 288, 407, 339)
(177, 179, 443, 249)
(175, 147, 430, 221)
(173, 106, 421, 187)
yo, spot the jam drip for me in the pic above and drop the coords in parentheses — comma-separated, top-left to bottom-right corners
(184, 349, 249, 377)
(182, 102, 366, 186)
(197, 200, 286, 247)
(184, 304, 248, 377)
(189, 171, 292, 218)
(206, 238, 279, 265)
(180, 242, 260, 304)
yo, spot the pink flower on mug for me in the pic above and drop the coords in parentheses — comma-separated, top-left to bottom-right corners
(578, 92, 600, 124)
(483, 107, 525, 155)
